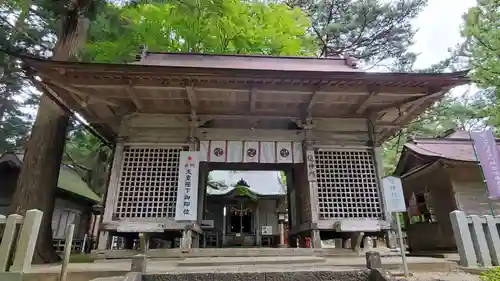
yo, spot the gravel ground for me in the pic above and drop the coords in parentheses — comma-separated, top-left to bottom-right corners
(393, 270, 481, 281)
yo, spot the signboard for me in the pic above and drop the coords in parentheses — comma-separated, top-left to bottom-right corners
(334, 220, 381, 232)
(470, 128, 500, 199)
(175, 151, 200, 221)
(306, 150, 317, 182)
(381, 176, 409, 277)
(382, 176, 406, 213)
(261, 225, 273, 235)
(117, 222, 165, 233)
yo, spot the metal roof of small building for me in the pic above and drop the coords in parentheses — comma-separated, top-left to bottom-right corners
(395, 130, 500, 177)
(404, 130, 500, 162)
(0, 152, 102, 202)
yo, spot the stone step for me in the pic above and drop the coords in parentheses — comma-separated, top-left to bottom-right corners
(176, 256, 327, 267)
(142, 270, 376, 281)
(93, 247, 398, 260)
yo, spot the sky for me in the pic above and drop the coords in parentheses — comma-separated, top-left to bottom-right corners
(212, 0, 478, 188)
(410, 0, 476, 69)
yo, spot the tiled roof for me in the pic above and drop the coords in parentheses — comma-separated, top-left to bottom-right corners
(404, 130, 500, 162)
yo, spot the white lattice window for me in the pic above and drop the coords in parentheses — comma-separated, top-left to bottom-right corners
(315, 149, 382, 219)
(115, 146, 182, 219)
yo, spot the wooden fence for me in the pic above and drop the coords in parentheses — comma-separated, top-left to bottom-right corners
(0, 209, 43, 280)
(450, 210, 500, 267)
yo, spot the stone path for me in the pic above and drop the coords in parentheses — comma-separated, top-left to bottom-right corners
(29, 256, 453, 274)
(395, 271, 481, 281)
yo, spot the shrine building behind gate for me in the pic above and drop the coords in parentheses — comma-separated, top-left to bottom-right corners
(21, 52, 469, 249)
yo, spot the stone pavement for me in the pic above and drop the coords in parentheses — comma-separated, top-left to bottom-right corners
(28, 255, 457, 274)
(396, 271, 480, 281)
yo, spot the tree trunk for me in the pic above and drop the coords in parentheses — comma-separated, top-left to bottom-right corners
(10, 95, 69, 263)
(10, 10, 91, 263)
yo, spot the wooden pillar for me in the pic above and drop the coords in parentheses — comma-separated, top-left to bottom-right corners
(311, 229, 321, 248)
(97, 231, 111, 250)
(255, 204, 261, 246)
(222, 205, 227, 246)
(102, 142, 125, 223)
(285, 169, 296, 232)
(279, 221, 285, 247)
(305, 145, 320, 248)
(180, 229, 192, 250)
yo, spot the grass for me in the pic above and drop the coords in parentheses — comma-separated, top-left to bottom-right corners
(68, 253, 95, 263)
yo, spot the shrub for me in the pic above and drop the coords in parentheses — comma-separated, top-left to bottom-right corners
(480, 267, 500, 281)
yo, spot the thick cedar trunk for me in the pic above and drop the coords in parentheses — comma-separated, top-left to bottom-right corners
(10, 11, 91, 263)
(10, 95, 69, 263)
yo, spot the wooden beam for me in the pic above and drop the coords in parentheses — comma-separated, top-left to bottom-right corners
(306, 90, 319, 116)
(249, 88, 257, 113)
(185, 86, 198, 110)
(392, 91, 444, 124)
(368, 95, 429, 113)
(42, 82, 95, 117)
(379, 90, 445, 141)
(66, 79, 430, 96)
(46, 80, 119, 107)
(124, 86, 144, 111)
(356, 90, 378, 114)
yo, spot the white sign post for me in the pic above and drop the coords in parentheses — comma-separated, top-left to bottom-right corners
(382, 176, 409, 277)
(175, 151, 200, 222)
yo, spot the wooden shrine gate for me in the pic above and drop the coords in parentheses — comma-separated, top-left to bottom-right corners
(19, 51, 469, 251)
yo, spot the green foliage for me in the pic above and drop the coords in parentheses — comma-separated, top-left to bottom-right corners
(0, 0, 47, 153)
(64, 126, 111, 197)
(462, 0, 500, 90)
(83, 0, 314, 63)
(278, 170, 286, 194)
(289, 0, 427, 64)
(381, 51, 491, 175)
(480, 267, 500, 281)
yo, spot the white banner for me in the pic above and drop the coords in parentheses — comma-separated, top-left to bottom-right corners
(175, 151, 200, 221)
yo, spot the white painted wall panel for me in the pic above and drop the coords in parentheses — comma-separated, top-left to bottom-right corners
(293, 142, 303, 163)
(227, 141, 243, 163)
(260, 142, 276, 163)
(200, 141, 209, 162)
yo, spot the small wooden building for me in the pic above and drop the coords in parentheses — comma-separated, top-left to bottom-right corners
(0, 152, 101, 252)
(203, 171, 287, 248)
(394, 130, 500, 252)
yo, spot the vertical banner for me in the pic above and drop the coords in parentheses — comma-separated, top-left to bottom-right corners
(175, 151, 200, 221)
(470, 128, 500, 199)
(306, 150, 317, 182)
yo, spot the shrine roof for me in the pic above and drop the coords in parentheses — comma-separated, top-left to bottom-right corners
(394, 130, 500, 176)
(20, 53, 470, 142)
(206, 171, 284, 197)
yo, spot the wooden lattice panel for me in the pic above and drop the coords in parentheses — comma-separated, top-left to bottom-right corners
(115, 146, 182, 219)
(315, 149, 382, 219)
